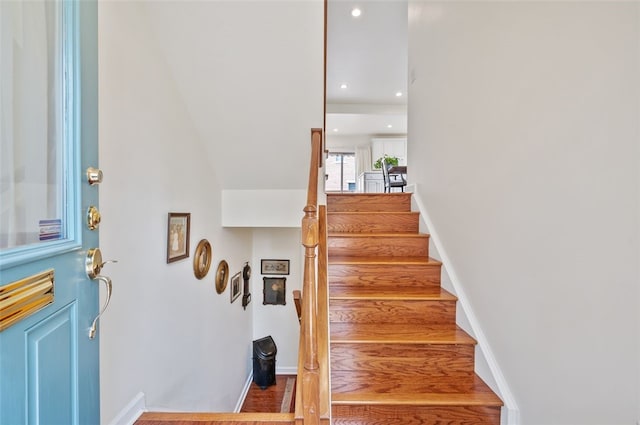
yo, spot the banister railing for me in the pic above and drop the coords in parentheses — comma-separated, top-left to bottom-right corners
(295, 128, 329, 425)
(136, 131, 328, 425)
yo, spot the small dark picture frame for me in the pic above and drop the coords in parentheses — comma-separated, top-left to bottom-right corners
(263, 277, 286, 305)
(261, 259, 290, 275)
(167, 213, 190, 263)
(230, 272, 242, 303)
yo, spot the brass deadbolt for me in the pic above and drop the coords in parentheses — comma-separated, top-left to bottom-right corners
(86, 167, 103, 185)
(87, 206, 101, 230)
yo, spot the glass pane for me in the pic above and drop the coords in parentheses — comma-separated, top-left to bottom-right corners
(0, 1, 65, 250)
(325, 153, 356, 193)
(342, 154, 356, 192)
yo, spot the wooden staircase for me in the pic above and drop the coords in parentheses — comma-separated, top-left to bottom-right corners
(326, 192, 503, 424)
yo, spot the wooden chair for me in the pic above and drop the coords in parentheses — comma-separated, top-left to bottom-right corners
(381, 158, 407, 192)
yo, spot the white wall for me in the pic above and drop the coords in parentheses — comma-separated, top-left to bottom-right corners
(221, 190, 306, 227)
(98, 1, 323, 423)
(408, 2, 640, 424)
(99, 3, 254, 421)
(251, 228, 304, 372)
(141, 1, 324, 191)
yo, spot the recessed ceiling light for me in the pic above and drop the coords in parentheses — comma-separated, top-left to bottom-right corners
(351, 8, 361, 17)
(395, 91, 403, 97)
(333, 128, 339, 132)
(387, 124, 393, 128)
(340, 83, 348, 89)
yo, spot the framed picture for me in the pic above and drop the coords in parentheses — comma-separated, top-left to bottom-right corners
(263, 277, 286, 305)
(167, 213, 190, 263)
(215, 260, 229, 294)
(192, 239, 212, 280)
(230, 272, 242, 303)
(261, 259, 290, 275)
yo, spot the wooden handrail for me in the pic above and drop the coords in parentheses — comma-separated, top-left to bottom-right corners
(295, 128, 328, 425)
(293, 290, 302, 324)
(306, 130, 322, 209)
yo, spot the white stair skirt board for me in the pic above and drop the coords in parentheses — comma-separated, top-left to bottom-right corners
(108, 392, 146, 425)
(407, 183, 520, 425)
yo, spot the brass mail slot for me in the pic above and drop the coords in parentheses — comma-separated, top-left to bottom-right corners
(0, 269, 54, 332)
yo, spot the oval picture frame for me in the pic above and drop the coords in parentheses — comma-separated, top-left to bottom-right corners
(215, 260, 230, 294)
(193, 239, 212, 280)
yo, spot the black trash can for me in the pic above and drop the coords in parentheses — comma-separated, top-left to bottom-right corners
(252, 335, 277, 389)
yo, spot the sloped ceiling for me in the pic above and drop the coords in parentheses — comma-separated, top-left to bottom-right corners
(138, 1, 324, 190)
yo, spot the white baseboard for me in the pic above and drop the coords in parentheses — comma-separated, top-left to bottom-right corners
(107, 392, 146, 425)
(111, 370, 291, 420)
(235, 373, 253, 413)
(504, 406, 521, 425)
(276, 366, 297, 375)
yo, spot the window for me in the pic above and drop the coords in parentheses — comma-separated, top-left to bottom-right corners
(0, 0, 80, 267)
(325, 153, 355, 192)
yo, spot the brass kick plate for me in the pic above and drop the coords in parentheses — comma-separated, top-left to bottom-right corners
(0, 270, 54, 332)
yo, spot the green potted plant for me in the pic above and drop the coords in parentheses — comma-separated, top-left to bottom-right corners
(373, 154, 399, 170)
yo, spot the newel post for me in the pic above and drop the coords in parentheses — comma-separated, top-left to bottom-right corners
(301, 206, 320, 425)
(301, 207, 319, 370)
(300, 128, 322, 425)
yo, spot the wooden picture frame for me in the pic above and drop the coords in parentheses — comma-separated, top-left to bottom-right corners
(215, 260, 229, 294)
(193, 239, 212, 279)
(260, 259, 290, 275)
(167, 213, 190, 263)
(263, 277, 286, 305)
(230, 272, 242, 303)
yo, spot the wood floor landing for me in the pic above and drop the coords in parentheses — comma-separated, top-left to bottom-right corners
(241, 375, 296, 413)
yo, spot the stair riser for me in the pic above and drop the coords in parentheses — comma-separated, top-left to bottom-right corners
(331, 343, 475, 376)
(328, 213, 419, 234)
(328, 264, 441, 288)
(137, 413, 296, 424)
(328, 236, 429, 258)
(327, 194, 411, 212)
(329, 299, 456, 325)
(331, 371, 476, 394)
(331, 405, 501, 425)
(327, 193, 503, 423)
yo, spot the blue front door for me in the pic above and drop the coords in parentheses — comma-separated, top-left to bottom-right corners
(0, 1, 100, 424)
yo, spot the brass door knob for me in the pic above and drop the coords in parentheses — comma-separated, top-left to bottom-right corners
(85, 248, 118, 339)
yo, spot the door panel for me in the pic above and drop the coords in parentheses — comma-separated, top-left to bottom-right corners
(26, 303, 77, 425)
(0, 1, 99, 424)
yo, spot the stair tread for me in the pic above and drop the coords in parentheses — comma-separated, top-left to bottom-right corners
(329, 256, 441, 265)
(328, 211, 419, 216)
(329, 287, 457, 301)
(328, 193, 412, 197)
(326, 193, 503, 422)
(331, 376, 503, 407)
(329, 233, 428, 238)
(330, 323, 476, 344)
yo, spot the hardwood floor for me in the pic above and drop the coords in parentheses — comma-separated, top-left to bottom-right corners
(240, 375, 296, 413)
(135, 375, 297, 424)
